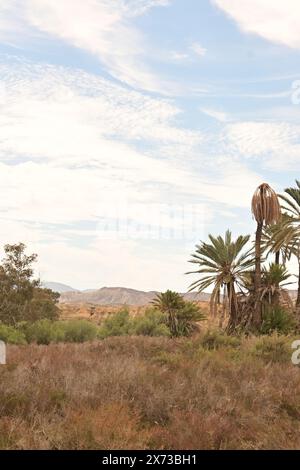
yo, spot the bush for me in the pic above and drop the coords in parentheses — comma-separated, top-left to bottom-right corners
(130, 308, 170, 337)
(22, 319, 55, 345)
(175, 302, 206, 337)
(253, 335, 291, 363)
(62, 320, 98, 343)
(98, 309, 132, 339)
(0, 323, 27, 345)
(201, 330, 241, 350)
(261, 306, 296, 335)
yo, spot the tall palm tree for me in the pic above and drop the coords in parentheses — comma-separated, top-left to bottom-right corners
(261, 216, 293, 266)
(251, 183, 281, 327)
(275, 180, 300, 315)
(187, 230, 254, 332)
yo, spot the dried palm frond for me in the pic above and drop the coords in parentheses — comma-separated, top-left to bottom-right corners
(251, 183, 281, 225)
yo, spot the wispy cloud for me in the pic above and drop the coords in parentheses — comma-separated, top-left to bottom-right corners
(0, 0, 174, 93)
(190, 42, 207, 57)
(221, 120, 300, 170)
(213, 0, 300, 49)
(200, 107, 231, 122)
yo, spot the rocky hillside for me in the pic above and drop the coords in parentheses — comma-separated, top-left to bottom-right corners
(59, 286, 211, 305)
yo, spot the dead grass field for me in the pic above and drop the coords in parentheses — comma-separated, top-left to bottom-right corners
(1, 333, 300, 450)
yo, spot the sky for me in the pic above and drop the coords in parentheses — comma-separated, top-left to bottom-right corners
(0, 0, 300, 291)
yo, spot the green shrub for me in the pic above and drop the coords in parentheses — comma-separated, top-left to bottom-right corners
(0, 323, 27, 345)
(253, 335, 290, 363)
(201, 330, 241, 350)
(21, 319, 98, 344)
(98, 309, 131, 339)
(130, 308, 170, 337)
(261, 306, 296, 335)
(63, 320, 98, 343)
(22, 319, 55, 345)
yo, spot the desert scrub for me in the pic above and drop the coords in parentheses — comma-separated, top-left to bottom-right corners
(62, 320, 98, 343)
(1, 337, 300, 449)
(130, 308, 170, 337)
(201, 330, 241, 350)
(260, 306, 297, 335)
(252, 334, 291, 363)
(21, 319, 55, 345)
(0, 323, 26, 345)
(97, 309, 132, 339)
(97, 308, 171, 339)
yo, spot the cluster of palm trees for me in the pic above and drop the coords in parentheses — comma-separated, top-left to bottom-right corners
(188, 181, 300, 332)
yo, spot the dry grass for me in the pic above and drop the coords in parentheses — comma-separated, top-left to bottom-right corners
(0, 333, 300, 449)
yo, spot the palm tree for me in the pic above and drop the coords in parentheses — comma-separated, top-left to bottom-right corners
(251, 183, 281, 327)
(275, 180, 300, 315)
(187, 230, 254, 332)
(261, 216, 293, 266)
(152, 290, 205, 337)
(260, 263, 292, 308)
(152, 290, 185, 337)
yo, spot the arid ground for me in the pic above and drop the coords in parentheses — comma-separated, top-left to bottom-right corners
(1, 332, 300, 450)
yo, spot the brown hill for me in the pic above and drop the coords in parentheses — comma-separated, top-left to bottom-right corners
(59, 286, 211, 306)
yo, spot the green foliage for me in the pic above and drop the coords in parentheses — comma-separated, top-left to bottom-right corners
(22, 319, 55, 345)
(0, 243, 59, 325)
(175, 301, 206, 336)
(21, 319, 98, 344)
(260, 306, 296, 335)
(187, 231, 254, 326)
(201, 330, 241, 350)
(62, 320, 98, 343)
(26, 288, 60, 322)
(98, 309, 131, 339)
(253, 335, 291, 363)
(152, 290, 185, 312)
(152, 291, 205, 337)
(98, 308, 171, 339)
(0, 323, 27, 345)
(130, 308, 170, 337)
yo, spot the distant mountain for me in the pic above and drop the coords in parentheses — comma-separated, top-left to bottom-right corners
(59, 286, 210, 305)
(42, 282, 78, 294)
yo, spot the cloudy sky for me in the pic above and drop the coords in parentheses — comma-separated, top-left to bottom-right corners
(0, 0, 300, 291)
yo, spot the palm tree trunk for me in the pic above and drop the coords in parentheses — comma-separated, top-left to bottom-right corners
(253, 221, 263, 328)
(226, 283, 238, 333)
(275, 251, 280, 265)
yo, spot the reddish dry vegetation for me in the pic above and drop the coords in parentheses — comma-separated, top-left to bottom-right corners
(1, 334, 300, 449)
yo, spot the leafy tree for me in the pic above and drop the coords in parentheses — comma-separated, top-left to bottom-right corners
(187, 230, 253, 332)
(0, 243, 59, 325)
(26, 287, 60, 322)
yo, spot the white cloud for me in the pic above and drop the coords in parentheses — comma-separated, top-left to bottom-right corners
(0, 0, 173, 93)
(222, 121, 300, 170)
(200, 107, 231, 122)
(213, 0, 300, 49)
(190, 42, 207, 57)
(0, 58, 267, 289)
